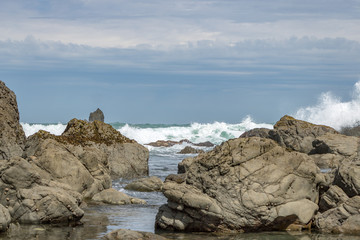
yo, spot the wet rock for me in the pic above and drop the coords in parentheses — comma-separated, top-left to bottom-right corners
(315, 196, 360, 234)
(125, 176, 163, 192)
(177, 146, 204, 154)
(155, 137, 325, 232)
(89, 108, 104, 122)
(0, 204, 11, 232)
(103, 228, 168, 240)
(0, 80, 26, 160)
(0, 157, 84, 224)
(91, 188, 146, 205)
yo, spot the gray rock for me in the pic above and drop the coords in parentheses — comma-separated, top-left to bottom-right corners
(177, 146, 204, 154)
(91, 188, 146, 205)
(239, 128, 271, 138)
(156, 137, 325, 232)
(23, 119, 149, 198)
(270, 115, 338, 154)
(89, 108, 104, 122)
(0, 81, 26, 160)
(333, 159, 360, 198)
(315, 196, 360, 234)
(239, 116, 338, 155)
(103, 228, 168, 240)
(125, 176, 163, 192)
(318, 185, 349, 212)
(340, 124, 360, 137)
(0, 204, 11, 232)
(0, 157, 84, 224)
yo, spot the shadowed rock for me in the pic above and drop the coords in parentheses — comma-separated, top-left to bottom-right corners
(89, 108, 104, 122)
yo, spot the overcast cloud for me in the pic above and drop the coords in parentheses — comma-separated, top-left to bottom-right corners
(1, 0, 360, 123)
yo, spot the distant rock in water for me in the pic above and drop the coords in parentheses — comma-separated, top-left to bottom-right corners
(177, 146, 204, 154)
(89, 108, 104, 122)
(0, 80, 26, 160)
(147, 139, 214, 148)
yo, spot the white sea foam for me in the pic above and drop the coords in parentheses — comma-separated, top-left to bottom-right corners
(21, 123, 67, 137)
(20, 116, 273, 149)
(117, 116, 273, 145)
(294, 81, 360, 130)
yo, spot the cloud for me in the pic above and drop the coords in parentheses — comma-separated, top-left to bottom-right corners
(1, 0, 360, 49)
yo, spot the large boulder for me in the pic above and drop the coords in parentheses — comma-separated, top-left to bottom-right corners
(23, 119, 149, 198)
(241, 116, 338, 154)
(155, 137, 325, 232)
(89, 108, 104, 122)
(270, 115, 338, 154)
(0, 81, 26, 160)
(61, 119, 149, 179)
(0, 157, 83, 224)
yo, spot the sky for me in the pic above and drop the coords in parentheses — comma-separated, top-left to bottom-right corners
(1, 0, 360, 124)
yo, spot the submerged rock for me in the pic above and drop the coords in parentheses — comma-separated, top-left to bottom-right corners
(0, 80, 26, 160)
(89, 108, 104, 122)
(155, 137, 325, 232)
(103, 229, 168, 240)
(125, 176, 163, 192)
(91, 188, 146, 205)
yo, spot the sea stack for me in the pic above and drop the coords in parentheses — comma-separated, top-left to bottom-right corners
(89, 108, 104, 122)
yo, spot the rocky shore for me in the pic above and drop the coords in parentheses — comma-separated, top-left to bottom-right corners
(2, 79, 360, 237)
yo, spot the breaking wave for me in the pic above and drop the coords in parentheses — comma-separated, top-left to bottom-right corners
(294, 81, 360, 130)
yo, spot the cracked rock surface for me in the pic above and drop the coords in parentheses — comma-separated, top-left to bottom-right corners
(156, 137, 325, 232)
